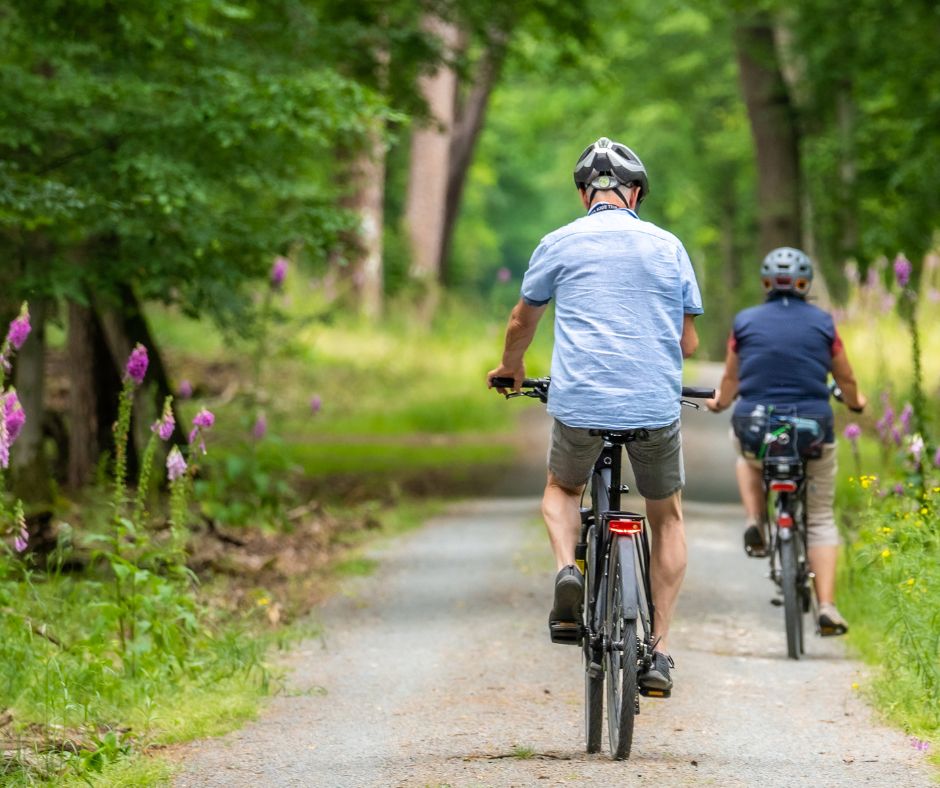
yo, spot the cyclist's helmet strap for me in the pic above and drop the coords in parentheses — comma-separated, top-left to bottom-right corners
(760, 247, 814, 296)
(573, 137, 650, 206)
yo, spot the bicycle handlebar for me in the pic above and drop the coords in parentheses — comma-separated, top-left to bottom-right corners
(490, 377, 715, 400)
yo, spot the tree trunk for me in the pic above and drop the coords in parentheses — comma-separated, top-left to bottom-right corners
(67, 300, 99, 489)
(404, 16, 460, 312)
(734, 16, 802, 255)
(348, 121, 387, 319)
(439, 36, 508, 285)
(12, 300, 51, 502)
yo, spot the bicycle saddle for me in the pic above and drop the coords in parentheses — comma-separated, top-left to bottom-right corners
(589, 428, 650, 443)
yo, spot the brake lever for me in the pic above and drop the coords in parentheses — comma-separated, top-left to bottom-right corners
(680, 400, 701, 410)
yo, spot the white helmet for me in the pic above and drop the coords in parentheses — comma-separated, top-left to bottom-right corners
(761, 247, 813, 296)
(573, 137, 649, 205)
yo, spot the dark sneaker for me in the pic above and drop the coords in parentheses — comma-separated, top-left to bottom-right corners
(744, 524, 768, 558)
(638, 651, 674, 696)
(548, 565, 583, 645)
(818, 604, 848, 637)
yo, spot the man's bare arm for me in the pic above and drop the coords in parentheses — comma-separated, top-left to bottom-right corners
(487, 299, 547, 392)
(681, 313, 699, 358)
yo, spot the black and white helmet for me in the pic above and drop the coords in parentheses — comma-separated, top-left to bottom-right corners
(761, 247, 813, 296)
(573, 137, 649, 205)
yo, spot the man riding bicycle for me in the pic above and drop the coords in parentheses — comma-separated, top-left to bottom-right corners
(706, 247, 867, 635)
(487, 137, 703, 693)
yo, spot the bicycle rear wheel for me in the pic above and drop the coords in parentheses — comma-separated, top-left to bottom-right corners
(604, 539, 638, 760)
(779, 535, 803, 659)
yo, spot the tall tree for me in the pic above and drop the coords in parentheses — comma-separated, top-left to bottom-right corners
(733, 13, 803, 255)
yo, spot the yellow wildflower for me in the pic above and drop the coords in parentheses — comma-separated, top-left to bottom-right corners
(881, 526, 893, 535)
(257, 597, 270, 607)
(920, 507, 929, 515)
(906, 578, 915, 586)
(881, 549, 891, 558)
(851, 682, 860, 690)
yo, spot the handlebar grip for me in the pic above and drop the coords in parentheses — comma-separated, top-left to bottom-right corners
(681, 386, 716, 399)
(491, 376, 519, 388)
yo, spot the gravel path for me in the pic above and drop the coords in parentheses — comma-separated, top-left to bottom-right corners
(176, 391, 934, 786)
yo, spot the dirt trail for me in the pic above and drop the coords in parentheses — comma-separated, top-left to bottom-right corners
(177, 381, 934, 787)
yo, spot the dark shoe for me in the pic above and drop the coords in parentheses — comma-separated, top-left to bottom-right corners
(638, 652, 674, 697)
(818, 604, 848, 637)
(548, 565, 583, 645)
(744, 524, 768, 558)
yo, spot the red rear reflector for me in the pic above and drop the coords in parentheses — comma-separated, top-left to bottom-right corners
(770, 481, 798, 492)
(775, 276, 792, 285)
(778, 513, 794, 528)
(609, 519, 644, 535)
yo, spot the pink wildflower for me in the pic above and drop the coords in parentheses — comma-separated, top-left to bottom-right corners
(894, 483, 905, 495)
(151, 402, 175, 441)
(310, 395, 322, 415)
(14, 525, 29, 553)
(934, 447, 940, 468)
(893, 254, 912, 288)
(496, 267, 512, 283)
(0, 390, 25, 469)
(6, 304, 31, 350)
(252, 413, 267, 441)
(899, 403, 913, 434)
(843, 423, 861, 442)
(188, 408, 215, 455)
(125, 344, 149, 385)
(178, 379, 193, 399)
(910, 434, 925, 464)
(166, 446, 187, 482)
(271, 256, 289, 287)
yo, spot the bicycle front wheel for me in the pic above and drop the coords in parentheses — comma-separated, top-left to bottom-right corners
(604, 539, 638, 760)
(779, 535, 803, 659)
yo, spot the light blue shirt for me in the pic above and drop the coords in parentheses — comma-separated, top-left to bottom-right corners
(520, 204, 703, 429)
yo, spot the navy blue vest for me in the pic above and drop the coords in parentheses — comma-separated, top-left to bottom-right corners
(731, 295, 837, 439)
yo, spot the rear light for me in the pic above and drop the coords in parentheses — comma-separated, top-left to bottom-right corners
(609, 518, 644, 535)
(778, 513, 794, 528)
(770, 481, 798, 492)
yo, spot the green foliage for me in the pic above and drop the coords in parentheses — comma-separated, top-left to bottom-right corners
(0, 0, 386, 327)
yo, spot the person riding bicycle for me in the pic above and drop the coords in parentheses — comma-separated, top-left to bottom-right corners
(487, 137, 703, 693)
(705, 247, 867, 636)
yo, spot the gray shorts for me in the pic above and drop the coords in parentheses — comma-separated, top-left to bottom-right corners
(548, 419, 684, 500)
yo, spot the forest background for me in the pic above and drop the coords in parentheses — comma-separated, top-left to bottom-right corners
(1, 0, 938, 783)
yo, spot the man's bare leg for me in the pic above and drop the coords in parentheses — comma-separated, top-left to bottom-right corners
(541, 471, 584, 570)
(645, 491, 687, 653)
(808, 545, 838, 605)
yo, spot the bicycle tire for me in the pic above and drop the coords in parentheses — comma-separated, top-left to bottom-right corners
(779, 535, 803, 660)
(604, 541, 637, 760)
(583, 524, 603, 753)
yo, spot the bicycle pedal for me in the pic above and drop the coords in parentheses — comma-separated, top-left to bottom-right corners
(770, 598, 783, 607)
(549, 622, 582, 646)
(639, 687, 671, 699)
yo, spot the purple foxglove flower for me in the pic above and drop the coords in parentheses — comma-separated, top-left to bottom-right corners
(891, 427, 902, 446)
(934, 447, 940, 468)
(910, 434, 925, 464)
(876, 406, 895, 439)
(899, 403, 913, 433)
(14, 525, 29, 553)
(178, 379, 193, 399)
(881, 293, 896, 313)
(151, 403, 175, 441)
(166, 446, 187, 481)
(4, 390, 25, 444)
(893, 254, 912, 288)
(125, 343, 149, 385)
(894, 483, 905, 495)
(310, 394, 322, 415)
(6, 304, 31, 350)
(192, 408, 215, 429)
(252, 413, 267, 441)
(843, 423, 861, 442)
(271, 256, 289, 287)
(929, 288, 940, 303)
(496, 267, 512, 283)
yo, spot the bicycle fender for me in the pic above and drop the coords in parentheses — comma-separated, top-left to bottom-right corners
(617, 537, 639, 621)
